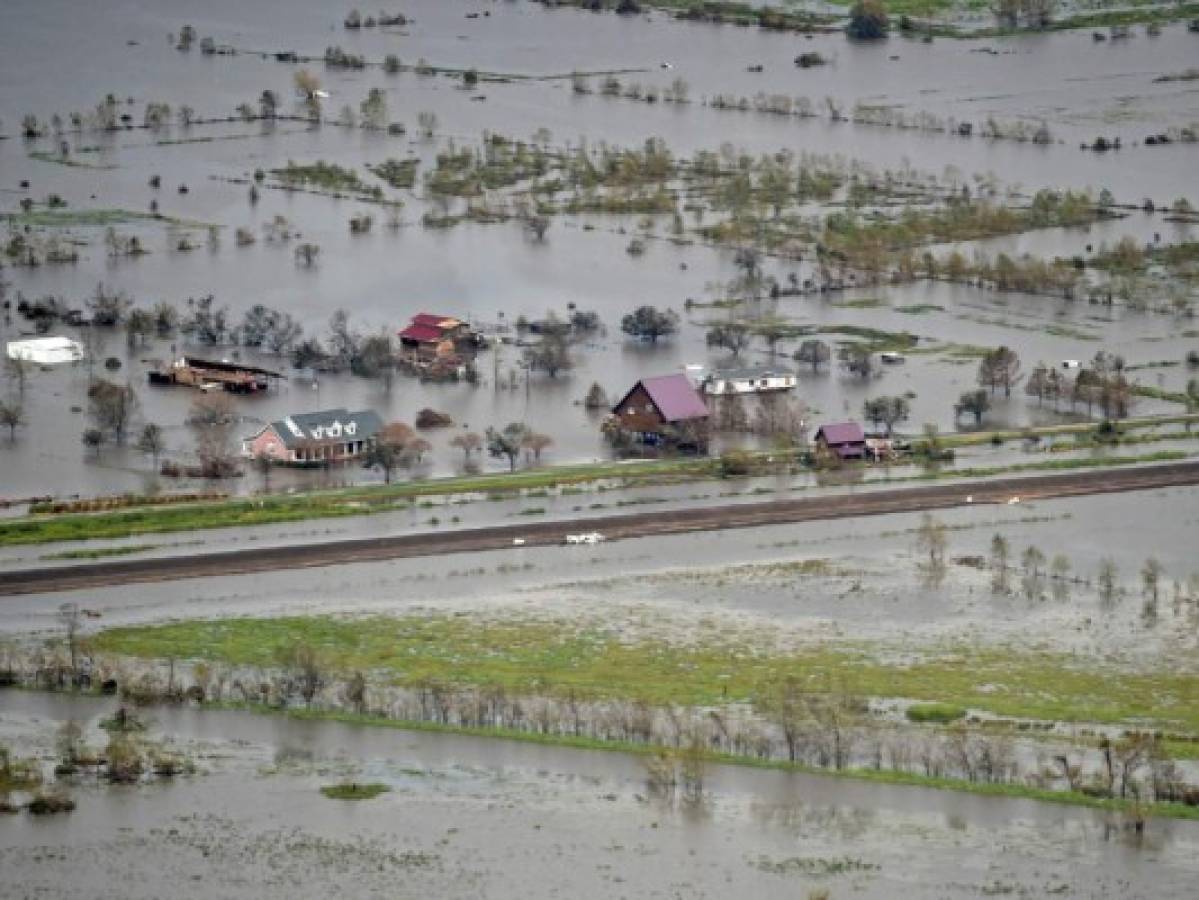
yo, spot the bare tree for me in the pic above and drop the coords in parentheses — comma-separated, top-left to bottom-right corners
(915, 513, 948, 584)
(990, 533, 1010, 594)
(58, 603, 82, 678)
(521, 431, 554, 463)
(0, 397, 25, 439)
(450, 431, 483, 461)
(276, 642, 324, 706)
(1097, 557, 1120, 607)
(5, 354, 30, 396)
(135, 422, 165, 465)
(1141, 557, 1164, 621)
(87, 379, 140, 444)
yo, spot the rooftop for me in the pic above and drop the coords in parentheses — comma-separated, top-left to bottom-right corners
(638, 374, 709, 422)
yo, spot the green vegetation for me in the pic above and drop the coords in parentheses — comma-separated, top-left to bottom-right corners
(92, 614, 1199, 732)
(40, 544, 160, 561)
(905, 702, 967, 724)
(320, 781, 390, 800)
(367, 158, 419, 189)
(1, 209, 164, 228)
(272, 160, 383, 198)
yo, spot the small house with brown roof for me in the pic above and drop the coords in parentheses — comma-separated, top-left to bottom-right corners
(814, 421, 867, 461)
(611, 374, 709, 445)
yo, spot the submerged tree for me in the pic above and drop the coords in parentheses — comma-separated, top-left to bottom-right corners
(621, 306, 679, 344)
(794, 339, 831, 373)
(486, 422, 528, 472)
(847, 0, 889, 39)
(87, 379, 139, 444)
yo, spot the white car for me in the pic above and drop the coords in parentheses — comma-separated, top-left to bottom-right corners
(564, 532, 605, 545)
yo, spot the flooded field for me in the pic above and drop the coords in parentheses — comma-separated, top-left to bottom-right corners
(2, 690, 1197, 899)
(3, 3, 1199, 894)
(2, 0, 1196, 498)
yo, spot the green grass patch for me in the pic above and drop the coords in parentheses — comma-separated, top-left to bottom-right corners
(40, 544, 159, 561)
(816, 325, 920, 353)
(91, 614, 1199, 733)
(1, 208, 208, 229)
(895, 304, 944, 315)
(320, 781, 390, 800)
(906, 702, 967, 724)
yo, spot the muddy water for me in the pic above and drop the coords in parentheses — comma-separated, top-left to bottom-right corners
(1, 689, 1196, 898)
(2, 0, 1197, 499)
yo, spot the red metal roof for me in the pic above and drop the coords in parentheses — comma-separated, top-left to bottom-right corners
(410, 313, 458, 328)
(399, 323, 444, 343)
(816, 422, 865, 445)
(639, 374, 708, 422)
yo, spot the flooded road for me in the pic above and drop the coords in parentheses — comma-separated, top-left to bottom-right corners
(1, 689, 1196, 898)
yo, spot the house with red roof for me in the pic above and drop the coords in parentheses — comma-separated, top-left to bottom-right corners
(398, 313, 470, 357)
(611, 374, 709, 447)
(813, 421, 867, 461)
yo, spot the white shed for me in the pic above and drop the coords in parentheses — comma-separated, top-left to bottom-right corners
(6, 336, 85, 365)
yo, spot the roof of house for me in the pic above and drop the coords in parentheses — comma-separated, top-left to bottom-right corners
(265, 408, 383, 448)
(410, 313, 462, 328)
(815, 421, 866, 445)
(398, 323, 447, 343)
(619, 374, 709, 423)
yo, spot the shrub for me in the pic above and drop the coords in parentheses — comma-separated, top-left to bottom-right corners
(321, 781, 390, 800)
(415, 408, 453, 429)
(718, 449, 753, 478)
(847, 0, 889, 40)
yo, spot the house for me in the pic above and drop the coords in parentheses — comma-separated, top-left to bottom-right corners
(702, 365, 797, 396)
(611, 374, 709, 444)
(398, 313, 471, 357)
(148, 357, 283, 394)
(242, 408, 383, 465)
(6, 336, 84, 365)
(814, 421, 867, 461)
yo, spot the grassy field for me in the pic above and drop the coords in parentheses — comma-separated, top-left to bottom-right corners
(91, 614, 1199, 733)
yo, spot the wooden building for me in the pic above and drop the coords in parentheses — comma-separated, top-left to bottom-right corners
(814, 421, 867, 461)
(611, 374, 709, 445)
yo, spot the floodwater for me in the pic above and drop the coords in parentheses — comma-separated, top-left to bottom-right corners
(2, 0, 1197, 497)
(1, 689, 1196, 898)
